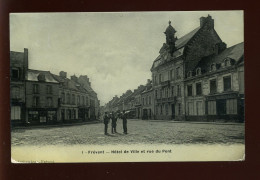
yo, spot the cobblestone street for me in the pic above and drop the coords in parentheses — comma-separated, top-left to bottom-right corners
(12, 119, 244, 146)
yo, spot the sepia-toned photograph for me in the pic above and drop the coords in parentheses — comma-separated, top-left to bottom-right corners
(10, 11, 244, 162)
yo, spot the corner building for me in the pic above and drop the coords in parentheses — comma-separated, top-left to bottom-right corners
(151, 15, 228, 120)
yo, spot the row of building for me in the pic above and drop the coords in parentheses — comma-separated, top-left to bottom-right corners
(104, 15, 244, 122)
(10, 49, 100, 126)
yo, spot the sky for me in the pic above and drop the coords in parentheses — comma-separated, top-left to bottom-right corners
(10, 11, 243, 106)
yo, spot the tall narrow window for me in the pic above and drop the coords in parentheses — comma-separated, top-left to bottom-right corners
(171, 86, 174, 97)
(178, 103, 181, 115)
(67, 93, 71, 104)
(11, 68, 19, 80)
(72, 94, 75, 104)
(210, 79, 217, 94)
(33, 84, 39, 94)
(46, 85, 52, 94)
(176, 67, 180, 79)
(46, 97, 53, 107)
(11, 87, 20, 99)
(33, 96, 40, 107)
(223, 76, 231, 91)
(187, 85, 192, 97)
(177, 85, 181, 96)
(196, 83, 202, 96)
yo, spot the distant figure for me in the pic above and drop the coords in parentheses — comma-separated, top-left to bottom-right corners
(103, 112, 110, 135)
(111, 112, 117, 134)
(122, 110, 127, 134)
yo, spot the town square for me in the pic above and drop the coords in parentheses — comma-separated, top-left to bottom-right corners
(10, 11, 244, 162)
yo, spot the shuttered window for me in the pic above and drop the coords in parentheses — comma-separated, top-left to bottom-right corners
(11, 106, 21, 120)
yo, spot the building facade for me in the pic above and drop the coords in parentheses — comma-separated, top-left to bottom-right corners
(10, 48, 28, 125)
(25, 70, 59, 124)
(151, 15, 227, 120)
(141, 80, 154, 120)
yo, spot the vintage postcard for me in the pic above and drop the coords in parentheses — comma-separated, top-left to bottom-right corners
(10, 11, 244, 163)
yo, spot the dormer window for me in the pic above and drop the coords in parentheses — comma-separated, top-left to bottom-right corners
(224, 58, 231, 67)
(210, 63, 216, 71)
(196, 68, 201, 76)
(187, 71, 192, 78)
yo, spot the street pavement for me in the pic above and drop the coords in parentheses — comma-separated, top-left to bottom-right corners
(11, 119, 244, 146)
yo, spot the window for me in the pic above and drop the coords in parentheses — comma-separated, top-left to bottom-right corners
(146, 96, 148, 105)
(160, 89, 162, 99)
(196, 68, 201, 76)
(11, 68, 19, 80)
(11, 106, 21, 120)
(165, 103, 168, 115)
(33, 84, 39, 94)
(155, 90, 158, 99)
(210, 79, 217, 94)
(208, 101, 216, 115)
(178, 103, 181, 115)
(187, 85, 193, 97)
(154, 75, 157, 85)
(159, 74, 162, 83)
(11, 87, 20, 99)
(211, 64, 216, 71)
(187, 71, 192, 78)
(67, 109, 71, 120)
(82, 96, 85, 105)
(160, 105, 163, 114)
(142, 98, 145, 105)
(46, 97, 53, 107)
(171, 86, 174, 97)
(196, 83, 202, 96)
(170, 69, 174, 80)
(149, 96, 151, 104)
(66, 93, 71, 104)
(46, 85, 52, 94)
(177, 85, 181, 96)
(176, 67, 181, 79)
(86, 97, 89, 106)
(196, 101, 203, 115)
(226, 99, 237, 114)
(165, 88, 168, 98)
(61, 93, 65, 103)
(224, 59, 231, 66)
(77, 95, 80, 105)
(33, 96, 40, 107)
(72, 94, 75, 104)
(223, 76, 231, 91)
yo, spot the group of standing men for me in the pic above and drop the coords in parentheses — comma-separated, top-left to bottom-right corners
(103, 110, 127, 135)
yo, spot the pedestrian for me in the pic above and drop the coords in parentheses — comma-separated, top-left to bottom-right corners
(103, 112, 110, 135)
(111, 111, 117, 134)
(122, 110, 127, 134)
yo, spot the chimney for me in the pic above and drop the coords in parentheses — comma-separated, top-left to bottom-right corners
(59, 71, 67, 78)
(218, 42, 227, 54)
(71, 75, 78, 82)
(23, 48, 28, 74)
(200, 17, 206, 27)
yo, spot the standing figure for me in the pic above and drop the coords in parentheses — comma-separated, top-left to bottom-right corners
(103, 112, 110, 135)
(111, 112, 117, 134)
(122, 110, 127, 134)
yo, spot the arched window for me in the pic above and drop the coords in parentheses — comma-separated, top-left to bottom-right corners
(196, 68, 201, 75)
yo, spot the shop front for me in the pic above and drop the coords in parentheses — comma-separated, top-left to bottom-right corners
(27, 108, 57, 125)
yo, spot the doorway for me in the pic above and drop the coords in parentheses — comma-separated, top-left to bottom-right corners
(171, 104, 175, 119)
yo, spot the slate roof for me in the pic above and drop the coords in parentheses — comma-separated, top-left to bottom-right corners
(152, 27, 200, 69)
(26, 69, 59, 83)
(194, 42, 244, 73)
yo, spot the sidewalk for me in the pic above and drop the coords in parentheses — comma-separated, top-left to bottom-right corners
(11, 120, 102, 130)
(129, 119, 244, 125)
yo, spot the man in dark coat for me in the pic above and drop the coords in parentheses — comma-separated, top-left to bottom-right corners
(122, 110, 127, 134)
(103, 112, 110, 135)
(111, 112, 117, 134)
